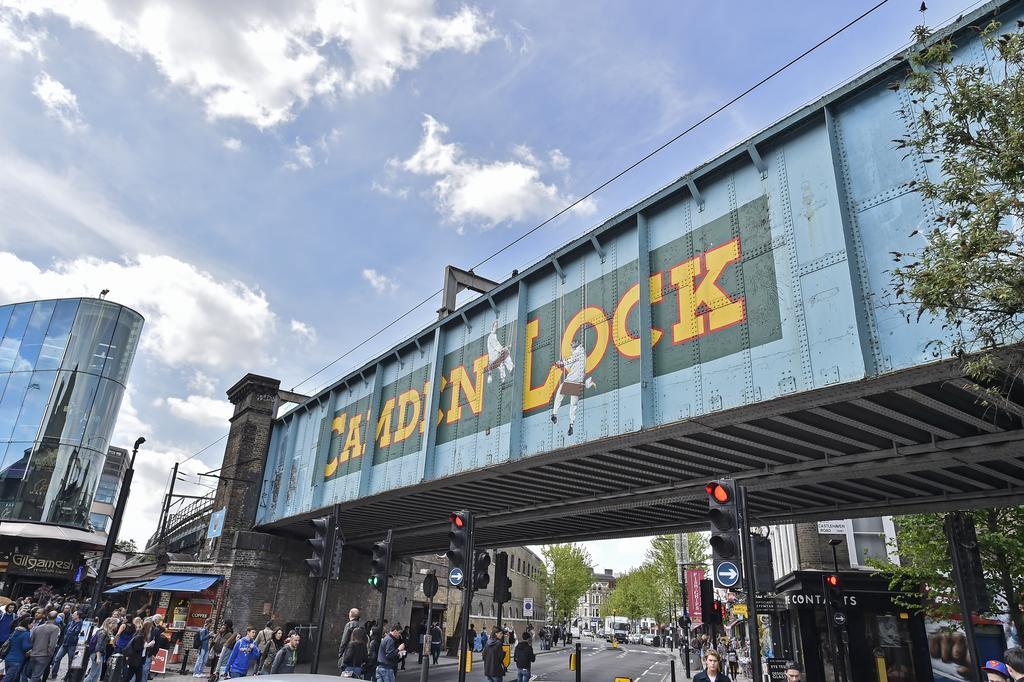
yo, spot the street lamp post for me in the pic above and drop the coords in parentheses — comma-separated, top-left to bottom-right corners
(90, 437, 145, 610)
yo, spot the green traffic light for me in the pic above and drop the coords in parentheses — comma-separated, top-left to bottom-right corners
(368, 576, 379, 587)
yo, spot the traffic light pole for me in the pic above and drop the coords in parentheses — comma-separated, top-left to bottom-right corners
(457, 515, 475, 682)
(377, 529, 394, 634)
(310, 507, 339, 675)
(680, 577, 691, 678)
(738, 485, 762, 682)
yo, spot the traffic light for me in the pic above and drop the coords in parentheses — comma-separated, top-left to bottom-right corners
(711, 599, 724, 625)
(446, 510, 471, 587)
(305, 516, 332, 578)
(493, 551, 511, 604)
(706, 479, 743, 589)
(699, 578, 715, 624)
(368, 539, 391, 591)
(330, 532, 345, 581)
(823, 573, 844, 619)
(473, 551, 491, 591)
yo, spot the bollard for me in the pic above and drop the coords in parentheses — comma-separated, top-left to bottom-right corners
(575, 643, 581, 682)
(671, 659, 676, 682)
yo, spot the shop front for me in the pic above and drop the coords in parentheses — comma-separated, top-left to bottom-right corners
(769, 571, 932, 682)
(0, 530, 96, 598)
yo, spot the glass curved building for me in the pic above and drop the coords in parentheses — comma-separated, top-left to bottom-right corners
(0, 298, 143, 529)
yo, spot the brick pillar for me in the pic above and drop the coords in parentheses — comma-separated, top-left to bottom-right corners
(212, 373, 280, 564)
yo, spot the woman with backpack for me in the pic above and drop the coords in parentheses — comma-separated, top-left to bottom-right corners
(259, 628, 285, 675)
(363, 627, 381, 681)
(83, 619, 115, 682)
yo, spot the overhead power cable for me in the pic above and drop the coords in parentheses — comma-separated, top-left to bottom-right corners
(288, 0, 892, 395)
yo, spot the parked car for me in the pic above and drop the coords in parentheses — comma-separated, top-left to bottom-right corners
(641, 634, 655, 646)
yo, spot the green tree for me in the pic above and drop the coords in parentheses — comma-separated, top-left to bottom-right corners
(602, 568, 649, 623)
(115, 539, 138, 554)
(870, 508, 1024, 636)
(541, 543, 593, 623)
(891, 20, 1024, 382)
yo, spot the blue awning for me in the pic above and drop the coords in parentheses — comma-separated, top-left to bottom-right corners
(139, 573, 222, 593)
(104, 581, 148, 594)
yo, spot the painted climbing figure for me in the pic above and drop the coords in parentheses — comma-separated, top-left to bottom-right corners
(550, 338, 596, 436)
(485, 319, 515, 384)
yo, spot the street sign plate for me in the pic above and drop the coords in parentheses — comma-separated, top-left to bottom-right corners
(732, 603, 748, 618)
(715, 561, 740, 587)
(449, 567, 464, 586)
(523, 597, 534, 617)
(833, 611, 847, 626)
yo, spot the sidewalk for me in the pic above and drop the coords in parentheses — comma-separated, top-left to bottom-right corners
(156, 643, 581, 682)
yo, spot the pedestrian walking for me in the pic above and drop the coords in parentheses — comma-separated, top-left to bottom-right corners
(692, 651, 732, 682)
(193, 623, 211, 677)
(727, 648, 739, 679)
(783, 661, 802, 682)
(429, 622, 442, 665)
(374, 624, 405, 682)
(512, 632, 535, 682)
(124, 621, 154, 682)
(213, 623, 238, 682)
(49, 610, 80, 679)
(258, 629, 284, 675)
(467, 625, 477, 657)
(252, 623, 274, 676)
(364, 628, 381, 682)
(224, 628, 260, 679)
(270, 633, 299, 675)
(1003, 647, 1024, 681)
(482, 628, 506, 682)
(399, 627, 409, 670)
(0, 605, 17, 645)
(2, 617, 32, 682)
(28, 613, 59, 682)
(340, 628, 368, 678)
(338, 610, 361, 667)
(82, 619, 113, 682)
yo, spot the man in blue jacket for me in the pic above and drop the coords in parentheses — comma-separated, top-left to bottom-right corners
(225, 627, 260, 678)
(48, 611, 81, 680)
(375, 624, 405, 682)
(0, 604, 16, 644)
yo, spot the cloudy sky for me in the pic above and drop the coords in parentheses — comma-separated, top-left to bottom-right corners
(0, 0, 972, 567)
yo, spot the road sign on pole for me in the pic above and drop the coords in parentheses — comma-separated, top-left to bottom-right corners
(449, 567, 464, 586)
(523, 598, 534, 618)
(715, 561, 740, 588)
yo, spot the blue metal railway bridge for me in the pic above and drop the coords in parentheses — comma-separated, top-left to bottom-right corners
(255, 0, 1024, 553)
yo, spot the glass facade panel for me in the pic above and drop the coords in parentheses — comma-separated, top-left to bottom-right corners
(36, 300, 77, 370)
(0, 304, 32, 373)
(61, 300, 119, 374)
(0, 372, 31, 442)
(94, 476, 118, 504)
(103, 309, 143, 384)
(89, 512, 109, 531)
(0, 298, 142, 528)
(11, 371, 59, 442)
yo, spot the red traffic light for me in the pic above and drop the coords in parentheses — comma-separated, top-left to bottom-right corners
(825, 574, 840, 587)
(450, 512, 466, 528)
(706, 481, 731, 504)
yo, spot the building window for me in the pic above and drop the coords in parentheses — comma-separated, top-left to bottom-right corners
(94, 477, 118, 504)
(90, 512, 109, 531)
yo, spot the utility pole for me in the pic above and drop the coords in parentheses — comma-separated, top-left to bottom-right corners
(158, 461, 179, 542)
(91, 437, 144, 609)
(738, 485, 762, 682)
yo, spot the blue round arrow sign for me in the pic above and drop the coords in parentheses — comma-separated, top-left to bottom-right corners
(716, 561, 740, 587)
(449, 567, 464, 586)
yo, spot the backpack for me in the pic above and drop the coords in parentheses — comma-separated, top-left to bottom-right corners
(0, 637, 11, 659)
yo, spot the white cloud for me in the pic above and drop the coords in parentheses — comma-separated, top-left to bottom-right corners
(222, 137, 242, 151)
(188, 370, 216, 395)
(362, 268, 398, 294)
(284, 139, 314, 171)
(371, 180, 409, 199)
(0, 8, 43, 58)
(5, 0, 495, 128)
(165, 394, 234, 428)
(0, 153, 167, 256)
(397, 115, 596, 228)
(549, 149, 570, 171)
(290, 319, 317, 343)
(0, 252, 277, 369)
(32, 71, 86, 131)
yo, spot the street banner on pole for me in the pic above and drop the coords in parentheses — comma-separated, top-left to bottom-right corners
(686, 569, 705, 625)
